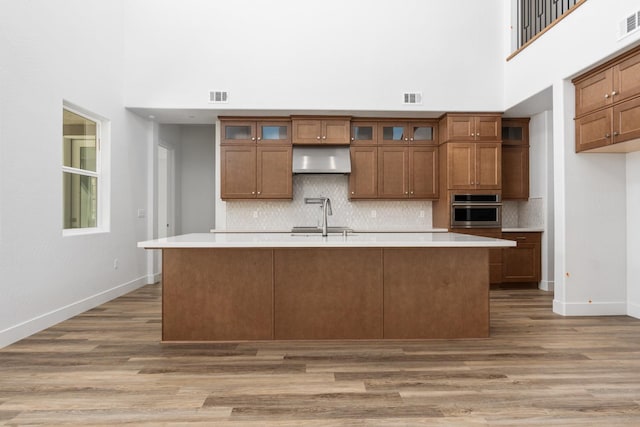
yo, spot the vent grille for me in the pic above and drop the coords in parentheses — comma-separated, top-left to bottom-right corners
(209, 91, 228, 103)
(403, 92, 422, 105)
(619, 11, 640, 39)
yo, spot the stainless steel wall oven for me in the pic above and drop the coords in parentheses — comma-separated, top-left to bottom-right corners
(450, 194, 502, 228)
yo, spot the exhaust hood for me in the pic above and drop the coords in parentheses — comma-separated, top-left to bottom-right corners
(292, 146, 351, 174)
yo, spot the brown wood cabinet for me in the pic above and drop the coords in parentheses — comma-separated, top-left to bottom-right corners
(440, 114, 501, 142)
(378, 146, 438, 199)
(350, 120, 378, 145)
(221, 145, 292, 199)
(502, 232, 541, 283)
(220, 117, 292, 200)
(574, 45, 640, 153)
(292, 117, 350, 145)
(377, 120, 437, 144)
(442, 142, 501, 190)
(349, 146, 378, 199)
(502, 118, 530, 200)
(221, 119, 291, 144)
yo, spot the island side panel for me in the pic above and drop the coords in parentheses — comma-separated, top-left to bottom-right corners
(383, 248, 489, 339)
(274, 248, 383, 339)
(162, 248, 274, 341)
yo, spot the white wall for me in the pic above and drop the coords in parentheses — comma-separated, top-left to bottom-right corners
(179, 125, 215, 233)
(503, 0, 640, 316)
(124, 0, 505, 113)
(628, 151, 640, 318)
(0, 0, 150, 347)
(529, 110, 555, 291)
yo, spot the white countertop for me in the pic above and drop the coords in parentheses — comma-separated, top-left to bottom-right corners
(138, 232, 516, 249)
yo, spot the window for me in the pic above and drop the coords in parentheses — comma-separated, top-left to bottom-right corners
(62, 104, 109, 234)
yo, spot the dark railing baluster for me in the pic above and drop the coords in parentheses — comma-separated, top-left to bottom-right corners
(517, 0, 578, 48)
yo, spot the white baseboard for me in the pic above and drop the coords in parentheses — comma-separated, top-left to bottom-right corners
(539, 280, 554, 292)
(553, 299, 627, 316)
(628, 301, 640, 319)
(147, 272, 162, 285)
(0, 276, 149, 349)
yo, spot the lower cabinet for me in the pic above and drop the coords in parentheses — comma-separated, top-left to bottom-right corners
(502, 232, 541, 283)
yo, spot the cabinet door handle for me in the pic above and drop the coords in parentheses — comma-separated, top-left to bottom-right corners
(405, 191, 409, 195)
(257, 191, 261, 195)
(515, 236, 526, 240)
(410, 191, 414, 195)
(251, 137, 256, 141)
(476, 133, 480, 136)
(410, 137, 414, 141)
(404, 138, 408, 141)
(251, 191, 255, 195)
(257, 137, 261, 141)
(471, 133, 475, 137)
(351, 137, 355, 141)
(614, 131, 619, 136)
(322, 136, 327, 140)
(605, 93, 610, 99)
(605, 133, 611, 138)
(316, 136, 321, 140)
(612, 90, 617, 96)
(351, 191, 355, 195)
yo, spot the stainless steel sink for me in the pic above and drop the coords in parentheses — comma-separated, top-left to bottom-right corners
(291, 226, 354, 235)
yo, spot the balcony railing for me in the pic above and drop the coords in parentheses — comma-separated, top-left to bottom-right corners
(518, 0, 581, 47)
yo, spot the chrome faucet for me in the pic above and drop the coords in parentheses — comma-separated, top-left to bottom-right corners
(304, 197, 332, 236)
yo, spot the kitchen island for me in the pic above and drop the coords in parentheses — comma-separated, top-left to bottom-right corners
(138, 232, 515, 341)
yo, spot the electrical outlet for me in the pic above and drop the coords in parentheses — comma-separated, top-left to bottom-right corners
(113, 258, 119, 270)
(137, 208, 146, 218)
(419, 210, 425, 218)
(253, 210, 258, 219)
(371, 210, 377, 218)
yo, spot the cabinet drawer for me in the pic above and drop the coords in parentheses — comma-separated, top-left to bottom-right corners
(502, 232, 541, 245)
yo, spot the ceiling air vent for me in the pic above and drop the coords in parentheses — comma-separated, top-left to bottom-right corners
(618, 10, 640, 40)
(403, 92, 422, 105)
(209, 91, 228, 104)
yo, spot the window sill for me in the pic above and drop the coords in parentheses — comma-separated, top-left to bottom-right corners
(63, 227, 110, 237)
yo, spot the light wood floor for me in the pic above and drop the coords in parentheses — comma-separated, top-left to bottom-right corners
(1, 285, 640, 426)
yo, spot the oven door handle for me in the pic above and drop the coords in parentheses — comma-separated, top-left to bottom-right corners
(451, 203, 503, 207)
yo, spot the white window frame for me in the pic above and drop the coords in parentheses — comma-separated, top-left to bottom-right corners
(62, 102, 111, 236)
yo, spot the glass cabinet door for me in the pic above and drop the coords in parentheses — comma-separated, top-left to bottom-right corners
(222, 122, 256, 143)
(258, 121, 291, 143)
(378, 124, 408, 143)
(410, 124, 435, 143)
(350, 122, 377, 144)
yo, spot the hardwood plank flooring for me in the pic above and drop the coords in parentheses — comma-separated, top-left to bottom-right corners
(1, 285, 640, 426)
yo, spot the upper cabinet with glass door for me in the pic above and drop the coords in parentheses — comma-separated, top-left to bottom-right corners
(221, 118, 291, 144)
(377, 120, 438, 145)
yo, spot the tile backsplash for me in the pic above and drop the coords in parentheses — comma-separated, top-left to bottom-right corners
(502, 197, 544, 228)
(225, 175, 434, 231)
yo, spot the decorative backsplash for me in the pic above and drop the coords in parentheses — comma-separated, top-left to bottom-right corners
(502, 198, 544, 228)
(226, 175, 434, 231)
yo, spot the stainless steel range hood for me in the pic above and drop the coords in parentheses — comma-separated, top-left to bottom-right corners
(292, 146, 351, 174)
